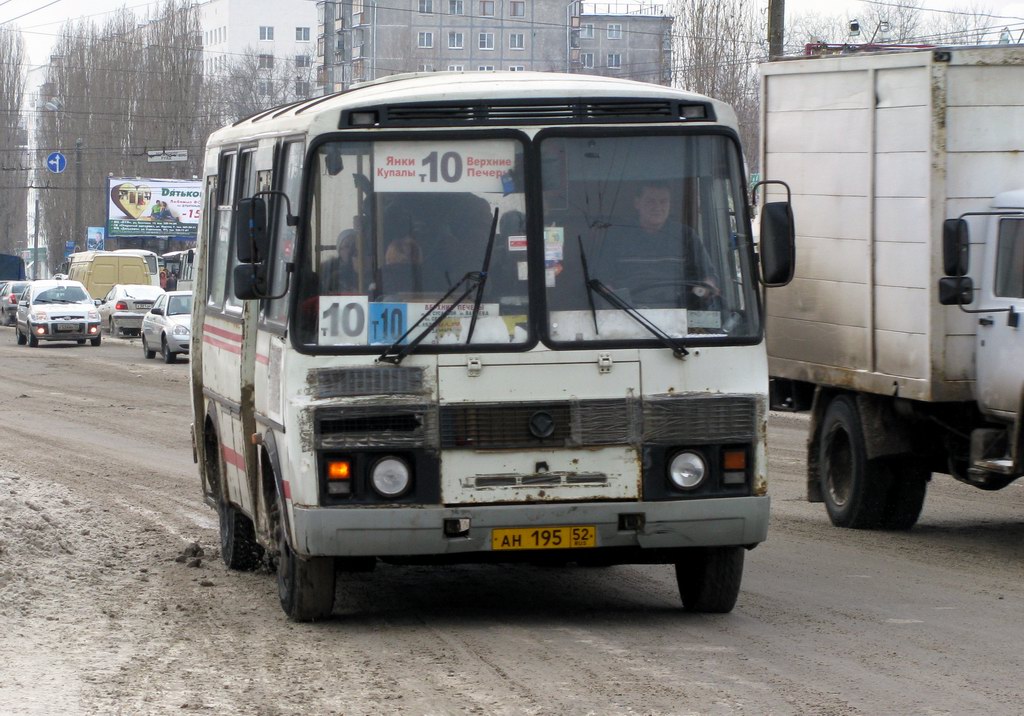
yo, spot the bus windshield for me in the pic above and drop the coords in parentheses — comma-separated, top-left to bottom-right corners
(296, 137, 528, 349)
(541, 132, 759, 343)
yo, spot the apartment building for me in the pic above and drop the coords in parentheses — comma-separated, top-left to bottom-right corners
(317, 0, 672, 93)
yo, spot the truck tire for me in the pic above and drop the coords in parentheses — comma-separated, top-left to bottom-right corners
(275, 493, 335, 621)
(880, 462, 928, 530)
(819, 395, 890, 528)
(218, 499, 263, 571)
(675, 546, 744, 613)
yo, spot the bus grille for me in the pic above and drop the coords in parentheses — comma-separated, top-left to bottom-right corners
(311, 366, 426, 399)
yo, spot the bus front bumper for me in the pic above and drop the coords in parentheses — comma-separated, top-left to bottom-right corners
(289, 496, 769, 559)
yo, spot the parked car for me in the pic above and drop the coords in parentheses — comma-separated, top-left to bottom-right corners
(97, 284, 165, 337)
(16, 279, 101, 347)
(141, 291, 192, 363)
(2, 280, 32, 326)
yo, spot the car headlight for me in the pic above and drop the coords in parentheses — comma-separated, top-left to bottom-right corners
(30, 310, 47, 322)
(370, 457, 412, 498)
(668, 451, 707, 490)
(172, 324, 190, 336)
(87, 310, 99, 320)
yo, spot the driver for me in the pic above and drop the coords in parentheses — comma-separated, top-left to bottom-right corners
(595, 181, 718, 307)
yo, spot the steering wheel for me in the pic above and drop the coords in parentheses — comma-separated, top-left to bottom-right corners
(628, 279, 720, 309)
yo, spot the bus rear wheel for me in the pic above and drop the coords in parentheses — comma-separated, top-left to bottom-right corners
(275, 493, 335, 621)
(219, 499, 263, 571)
(675, 546, 744, 613)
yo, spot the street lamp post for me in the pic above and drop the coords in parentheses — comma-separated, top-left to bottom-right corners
(74, 137, 83, 254)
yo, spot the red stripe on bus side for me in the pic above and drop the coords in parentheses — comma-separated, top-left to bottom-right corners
(282, 480, 291, 499)
(221, 445, 246, 471)
(203, 323, 243, 343)
(203, 334, 242, 354)
(255, 353, 270, 365)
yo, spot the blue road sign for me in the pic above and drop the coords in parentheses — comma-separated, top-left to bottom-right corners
(46, 152, 67, 174)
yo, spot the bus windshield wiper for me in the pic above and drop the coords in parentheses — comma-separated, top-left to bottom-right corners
(587, 279, 689, 359)
(577, 236, 599, 334)
(377, 208, 499, 365)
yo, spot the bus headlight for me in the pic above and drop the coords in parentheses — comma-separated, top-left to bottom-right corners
(370, 457, 411, 498)
(668, 451, 706, 490)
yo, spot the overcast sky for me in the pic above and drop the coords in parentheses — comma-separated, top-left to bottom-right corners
(4, 0, 1024, 67)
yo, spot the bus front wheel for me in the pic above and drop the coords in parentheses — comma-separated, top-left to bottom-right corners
(275, 494, 335, 621)
(675, 546, 744, 613)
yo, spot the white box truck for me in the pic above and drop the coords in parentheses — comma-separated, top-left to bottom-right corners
(760, 46, 1024, 529)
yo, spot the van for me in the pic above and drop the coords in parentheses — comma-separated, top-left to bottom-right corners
(111, 249, 161, 286)
(67, 251, 149, 300)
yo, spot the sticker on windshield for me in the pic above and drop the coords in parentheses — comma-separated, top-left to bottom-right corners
(317, 297, 506, 346)
(373, 140, 516, 194)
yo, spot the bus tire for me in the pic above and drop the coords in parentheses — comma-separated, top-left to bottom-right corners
(819, 395, 889, 529)
(276, 495, 335, 621)
(675, 546, 744, 613)
(218, 499, 263, 571)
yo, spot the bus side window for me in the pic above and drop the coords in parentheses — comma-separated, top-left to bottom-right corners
(264, 140, 304, 327)
(207, 152, 236, 309)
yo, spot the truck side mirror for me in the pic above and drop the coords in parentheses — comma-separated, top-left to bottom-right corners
(759, 201, 796, 287)
(234, 196, 269, 264)
(234, 263, 268, 301)
(938, 275, 974, 305)
(942, 218, 969, 276)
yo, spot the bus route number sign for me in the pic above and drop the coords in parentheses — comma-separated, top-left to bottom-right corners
(373, 140, 515, 194)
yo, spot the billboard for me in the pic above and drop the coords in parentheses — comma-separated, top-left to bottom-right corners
(107, 178, 202, 240)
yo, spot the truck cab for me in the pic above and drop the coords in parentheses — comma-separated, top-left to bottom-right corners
(940, 190, 1024, 485)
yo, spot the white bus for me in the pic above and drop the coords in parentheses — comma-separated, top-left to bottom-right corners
(161, 249, 195, 291)
(191, 72, 794, 620)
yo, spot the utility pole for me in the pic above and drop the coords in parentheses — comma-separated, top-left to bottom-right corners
(33, 195, 40, 279)
(323, 1, 336, 95)
(74, 137, 83, 255)
(768, 0, 785, 60)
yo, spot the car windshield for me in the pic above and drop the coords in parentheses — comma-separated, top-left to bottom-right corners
(167, 295, 192, 315)
(35, 286, 89, 303)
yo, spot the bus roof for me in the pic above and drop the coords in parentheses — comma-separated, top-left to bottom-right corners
(206, 71, 737, 148)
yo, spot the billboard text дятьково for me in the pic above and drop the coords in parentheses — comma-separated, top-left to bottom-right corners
(106, 178, 202, 240)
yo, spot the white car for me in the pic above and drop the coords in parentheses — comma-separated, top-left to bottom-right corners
(16, 280, 102, 347)
(141, 291, 192, 363)
(97, 284, 165, 337)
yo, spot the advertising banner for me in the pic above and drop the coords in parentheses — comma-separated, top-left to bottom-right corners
(86, 227, 105, 251)
(106, 177, 202, 240)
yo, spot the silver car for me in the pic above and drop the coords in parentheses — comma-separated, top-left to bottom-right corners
(141, 291, 192, 363)
(2, 280, 32, 326)
(97, 283, 165, 337)
(16, 280, 102, 347)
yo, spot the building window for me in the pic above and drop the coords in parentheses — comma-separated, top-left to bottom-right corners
(447, 31, 463, 49)
(420, 63, 435, 71)
(449, 0, 463, 13)
(508, 65, 524, 71)
(581, 23, 594, 39)
(418, 31, 434, 48)
(581, 52, 594, 68)
(509, 32, 524, 50)
(509, 0, 525, 16)
(479, 32, 494, 50)
(480, 0, 494, 16)
(607, 52, 621, 68)
(478, 65, 495, 71)
(295, 54, 311, 68)
(448, 64, 464, 70)
(607, 24, 622, 40)
(258, 54, 274, 69)
(258, 79, 272, 95)
(294, 80, 310, 96)
(419, 0, 433, 13)
(259, 26, 274, 41)
(296, 26, 310, 42)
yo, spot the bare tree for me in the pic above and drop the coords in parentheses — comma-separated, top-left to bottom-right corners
(36, 1, 211, 265)
(668, 0, 765, 169)
(208, 48, 318, 123)
(0, 29, 28, 256)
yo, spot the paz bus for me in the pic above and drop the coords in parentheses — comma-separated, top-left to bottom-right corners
(190, 71, 795, 620)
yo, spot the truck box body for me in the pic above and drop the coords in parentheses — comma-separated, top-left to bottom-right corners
(761, 47, 1024, 404)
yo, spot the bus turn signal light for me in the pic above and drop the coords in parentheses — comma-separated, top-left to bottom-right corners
(327, 460, 351, 480)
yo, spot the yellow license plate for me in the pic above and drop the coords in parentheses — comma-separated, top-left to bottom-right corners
(491, 525, 597, 551)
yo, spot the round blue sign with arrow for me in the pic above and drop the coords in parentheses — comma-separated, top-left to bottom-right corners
(46, 151, 67, 174)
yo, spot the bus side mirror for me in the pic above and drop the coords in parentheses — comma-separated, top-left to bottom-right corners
(234, 263, 268, 301)
(942, 218, 969, 276)
(759, 201, 796, 287)
(938, 276, 974, 305)
(235, 197, 269, 264)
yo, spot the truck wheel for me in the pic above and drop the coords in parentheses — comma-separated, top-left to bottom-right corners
(675, 546, 744, 613)
(275, 494, 335, 621)
(880, 462, 928, 530)
(219, 499, 263, 570)
(819, 395, 889, 528)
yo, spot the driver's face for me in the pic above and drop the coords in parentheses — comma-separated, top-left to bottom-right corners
(634, 186, 671, 233)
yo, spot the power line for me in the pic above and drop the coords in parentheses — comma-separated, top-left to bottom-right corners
(0, 0, 67, 28)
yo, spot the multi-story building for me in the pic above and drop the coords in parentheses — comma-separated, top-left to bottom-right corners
(317, 0, 672, 94)
(200, 0, 319, 99)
